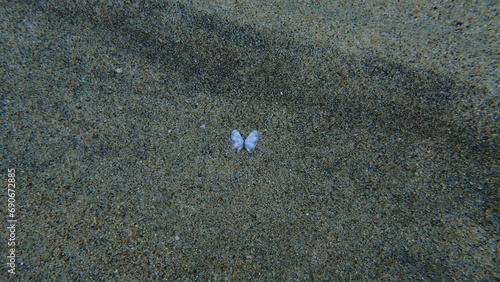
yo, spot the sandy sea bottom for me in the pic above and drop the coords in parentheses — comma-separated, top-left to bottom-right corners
(1, 1, 498, 280)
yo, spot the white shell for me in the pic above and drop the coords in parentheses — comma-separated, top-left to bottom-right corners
(231, 130, 259, 153)
(231, 130, 244, 152)
(244, 130, 259, 153)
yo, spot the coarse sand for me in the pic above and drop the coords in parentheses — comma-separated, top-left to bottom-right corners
(1, 1, 498, 280)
